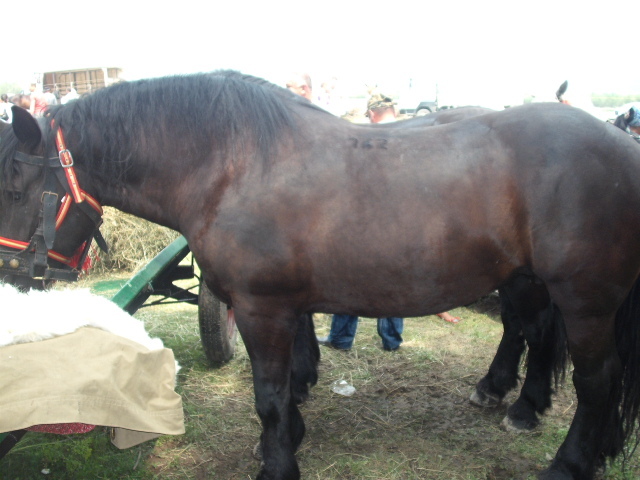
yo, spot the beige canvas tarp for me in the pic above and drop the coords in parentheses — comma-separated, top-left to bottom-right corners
(0, 327, 184, 448)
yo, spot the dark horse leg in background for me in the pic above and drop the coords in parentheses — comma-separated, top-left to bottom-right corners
(472, 273, 567, 431)
(471, 289, 525, 409)
(291, 313, 320, 405)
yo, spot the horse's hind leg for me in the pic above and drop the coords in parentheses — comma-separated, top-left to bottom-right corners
(234, 305, 304, 480)
(541, 312, 622, 479)
(291, 313, 320, 405)
(471, 288, 526, 408)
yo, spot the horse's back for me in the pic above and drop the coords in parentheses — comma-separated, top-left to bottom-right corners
(333, 104, 640, 311)
(195, 102, 640, 317)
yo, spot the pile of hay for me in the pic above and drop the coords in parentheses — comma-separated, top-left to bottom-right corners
(89, 207, 181, 274)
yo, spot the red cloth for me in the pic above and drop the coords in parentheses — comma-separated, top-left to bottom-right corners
(68, 242, 96, 273)
(32, 95, 48, 117)
(26, 423, 95, 434)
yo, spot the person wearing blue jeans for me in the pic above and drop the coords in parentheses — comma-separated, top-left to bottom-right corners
(315, 95, 405, 352)
(317, 93, 460, 352)
(318, 315, 404, 351)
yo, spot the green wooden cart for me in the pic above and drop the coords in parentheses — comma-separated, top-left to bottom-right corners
(110, 235, 238, 365)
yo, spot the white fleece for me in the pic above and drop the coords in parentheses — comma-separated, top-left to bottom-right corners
(0, 282, 166, 351)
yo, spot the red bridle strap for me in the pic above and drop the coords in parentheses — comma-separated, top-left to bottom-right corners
(0, 188, 102, 266)
(55, 192, 103, 229)
(0, 236, 74, 265)
(0, 191, 105, 266)
(53, 122, 84, 203)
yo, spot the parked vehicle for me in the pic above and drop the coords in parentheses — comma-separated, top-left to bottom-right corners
(414, 100, 439, 115)
(34, 67, 123, 98)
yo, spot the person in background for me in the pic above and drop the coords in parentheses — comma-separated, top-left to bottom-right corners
(317, 93, 403, 351)
(364, 92, 398, 123)
(317, 93, 462, 352)
(365, 93, 462, 325)
(61, 86, 79, 105)
(43, 86, 58, 106)
(286, 72, 313, 101)
(28, 84, 47, 117)
(316, 76, 347, 116)
(626, 107, 640, 141)
(0, 94, 13, 122)
(613, 105, 640, 144)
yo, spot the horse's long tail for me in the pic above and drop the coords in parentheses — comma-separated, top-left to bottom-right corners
(610, 275, 640, 461)
(522, 299, 569, 389)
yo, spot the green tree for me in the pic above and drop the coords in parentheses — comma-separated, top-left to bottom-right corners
(0, 81, 24, 96)
(592, 93, 640, 108)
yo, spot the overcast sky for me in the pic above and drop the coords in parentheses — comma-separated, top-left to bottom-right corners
(6, 0, 636, 108)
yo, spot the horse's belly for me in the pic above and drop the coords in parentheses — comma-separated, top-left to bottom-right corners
(310, 253, 504, 318)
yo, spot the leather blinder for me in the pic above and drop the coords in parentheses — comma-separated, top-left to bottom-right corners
(41, 191, 59, 250)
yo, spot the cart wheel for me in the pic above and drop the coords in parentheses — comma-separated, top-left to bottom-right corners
(198, 279, 237, 366)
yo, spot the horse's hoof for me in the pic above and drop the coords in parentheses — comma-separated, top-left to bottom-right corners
(470, 389, 501, 408)
(501, 415, 538, 433)
(292, 389, 309, 405)
(537, 466, 573, 479)
(252, 441, 263, 461)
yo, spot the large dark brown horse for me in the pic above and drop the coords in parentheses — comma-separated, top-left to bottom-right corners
(2, 71, 640, 480)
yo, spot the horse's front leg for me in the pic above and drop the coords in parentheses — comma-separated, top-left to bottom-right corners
(235, 305, 304, 480)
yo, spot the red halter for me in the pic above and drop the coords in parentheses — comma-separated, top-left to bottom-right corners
(0, 124, 104, 271)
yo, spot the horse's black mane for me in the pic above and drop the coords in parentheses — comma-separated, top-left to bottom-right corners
(41, 70, 319, 182)
(0, 124, 20, 196)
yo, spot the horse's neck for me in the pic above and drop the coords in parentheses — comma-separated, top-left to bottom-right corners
(84, 167, 185, 232)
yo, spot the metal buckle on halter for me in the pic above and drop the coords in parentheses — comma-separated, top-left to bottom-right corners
(41, 191, 59, 203)
(58, 149, 74, 167)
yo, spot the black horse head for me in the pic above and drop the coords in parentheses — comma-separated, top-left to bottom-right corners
(0, 106, 105, 290)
